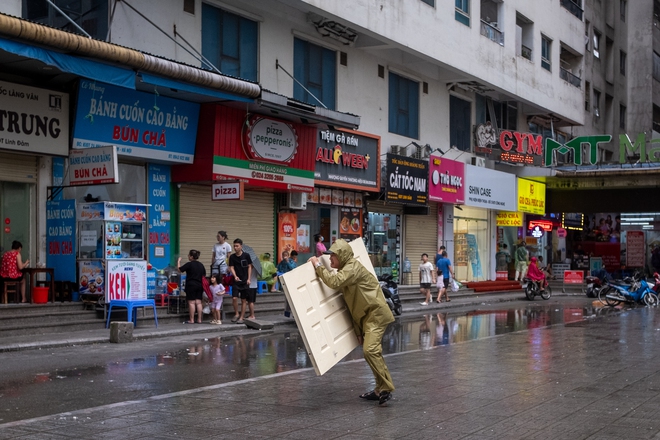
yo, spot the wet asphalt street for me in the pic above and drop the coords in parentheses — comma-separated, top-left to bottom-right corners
(1, 296, 659, 439)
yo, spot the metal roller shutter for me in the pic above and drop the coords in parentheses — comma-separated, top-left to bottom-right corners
(179, 186, 275, 265)
(0, 152, 38, 183)
(366, 200, 403, 215)
(404, 201, 439, 285)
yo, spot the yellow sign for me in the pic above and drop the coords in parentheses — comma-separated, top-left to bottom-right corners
(496, 211, 523, 227)
(517, 178, 546, 214)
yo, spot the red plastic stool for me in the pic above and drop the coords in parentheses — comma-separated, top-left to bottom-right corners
(154, 293, 169, 306)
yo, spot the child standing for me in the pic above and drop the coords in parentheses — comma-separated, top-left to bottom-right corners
(209, 275, 226, 324)
(419, 253, 435, 306)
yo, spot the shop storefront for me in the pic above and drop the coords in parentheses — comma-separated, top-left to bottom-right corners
(298, 128, 380, 266)
(0, 80, 69, 263)
(58, 79, 200, 276)
(173, 104, 317, 260)
(460, 165, 517, 282)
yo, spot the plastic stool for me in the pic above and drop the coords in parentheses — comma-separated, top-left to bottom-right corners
(106, 299, 158, 328)
(2, 280, 20, 304)
(154, 293, 169, 306)
(257, 281, 269, 294)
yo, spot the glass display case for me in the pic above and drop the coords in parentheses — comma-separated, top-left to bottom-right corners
(76, 202, 148, 298)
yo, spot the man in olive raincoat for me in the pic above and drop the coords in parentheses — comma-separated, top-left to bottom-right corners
(309, 239, 395, 405)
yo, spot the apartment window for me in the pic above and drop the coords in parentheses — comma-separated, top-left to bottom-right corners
(594, 89, 601, 117)
(421, 0, 435, 6)
(619, 104, 627, 129)
(585, 81, 591, 112)
(620, 51, 627, 76)
(593, 30, 601, 59)
(293, 39, 337, 110)
(23, 0, 108, 40)
(585, 21, 590, 50)
(560, 0, 584, 20)
(388, 72, 419, 138)
(516, 13, 534, 61)
(455, 0, 470, 26)
(476, 95, 517, 130)
(450, 95, 471, 151)
(654, 52, 660, 82)
(202, 4, 258, 81)
(620, 0, 627, 21)
(541, 36, 552, 71)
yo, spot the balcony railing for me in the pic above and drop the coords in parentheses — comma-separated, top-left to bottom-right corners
(480, 20, 504, 45)
(560, 0, 584, 20)
(560, 67, 582, 88)
(521, 45, 532, 61)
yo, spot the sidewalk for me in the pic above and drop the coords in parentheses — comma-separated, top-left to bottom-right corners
(0, 288, 585, 353)
(0, 290, 654, 439)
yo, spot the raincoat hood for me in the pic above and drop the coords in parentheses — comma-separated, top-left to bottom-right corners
(325, 239, 354, 268)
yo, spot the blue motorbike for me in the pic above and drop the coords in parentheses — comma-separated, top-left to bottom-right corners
(599, 272, 659, 307)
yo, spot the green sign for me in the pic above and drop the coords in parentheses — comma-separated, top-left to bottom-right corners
(544, 135, 612, 166)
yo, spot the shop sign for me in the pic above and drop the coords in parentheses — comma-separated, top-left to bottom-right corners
(213, 157, 314, 193)
(385, 154, 428, 205)
(73, 79, 200, 163)
(530, 225, 544, 238)
(517, 178, 546, 215)
(557, 228, 567, 238)
(148, 164, 171, 269)
(544, 133, 660, 167)
(626, 230, 645, 267)
(77, 202, 147, 222)
(46, 199, 76, 282)
(562, 213, 584, 230)
(211, 181, 244, 201)
(428, 156, 464, 204)
(68, 145, 118, 186)
(314, 128, 380, 192)
(246, 117, 298, 163)
(496, 211, 523, 227)
(464, 165, 516, 210)
(474, 123, 542, 165)
(0, 79, 69, 156)
(106, 260, 147, 301)
(564, 270, 584, 284)
(528, 220, 553, 231)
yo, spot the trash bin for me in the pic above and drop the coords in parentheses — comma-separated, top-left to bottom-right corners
(33, 286, 49, 304)
(72, 291, 80, 302)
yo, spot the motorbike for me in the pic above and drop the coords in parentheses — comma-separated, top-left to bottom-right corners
(378, 273, 402, 316)
(585, 269, 611, 298)
(523, 277, 552, 301)
(599, 271, 659, 307)
(652, 272, 660, 295)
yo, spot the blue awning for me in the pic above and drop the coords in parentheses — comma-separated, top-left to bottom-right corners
(140, 73, 254, 103)
(0, 37, 135, 89)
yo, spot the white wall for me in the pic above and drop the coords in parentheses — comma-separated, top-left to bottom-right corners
(0, 1, 21, 16)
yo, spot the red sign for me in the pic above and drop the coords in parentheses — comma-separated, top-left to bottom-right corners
(626, 231, 645, 267)
(564, 270, 584, 284)
(528, 220, 553, 231)
(557, 228, 567, 238)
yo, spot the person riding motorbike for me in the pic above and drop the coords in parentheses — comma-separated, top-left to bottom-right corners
(526, 257, 548, 292)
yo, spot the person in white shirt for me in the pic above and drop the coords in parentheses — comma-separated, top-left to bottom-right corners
(211, 230, 232, 276)
(419, 253, 435, 306)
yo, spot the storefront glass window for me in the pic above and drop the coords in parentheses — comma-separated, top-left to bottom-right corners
(367, 213, 399, 277)
(64, 164, 146, 203)
(454, 206, 490, 281)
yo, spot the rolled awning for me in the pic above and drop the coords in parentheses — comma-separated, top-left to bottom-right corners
(0, 36, 135, 89)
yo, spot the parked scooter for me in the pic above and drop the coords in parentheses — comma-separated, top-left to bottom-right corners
(599, 271, 659, 307)
(378, 274, 402, 316)
(523, 277, 552, 300)
(585, 269, 611, 298)
(652, 272, 660, 295)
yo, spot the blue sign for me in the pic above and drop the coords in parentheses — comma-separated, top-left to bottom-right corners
(465, 233, 483, 279)
(52, 157, 64, 201)
(72, 79, 200, 163)
(148, 164, 171, 269)
(46, 200, 76, 282)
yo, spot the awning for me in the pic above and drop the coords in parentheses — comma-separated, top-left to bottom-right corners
(139, 73, 254, 103)
(0, 36, 135, 89)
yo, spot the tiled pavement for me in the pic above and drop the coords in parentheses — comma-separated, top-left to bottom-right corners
(1, 300, 660, 438)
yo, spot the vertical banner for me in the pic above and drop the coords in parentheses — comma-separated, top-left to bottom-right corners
(46, 200, 76, 282)
(626, 231, 645, 268)
(52, 158, 65, 201)
(278, 213, 298, 259)
(339, 208, 363, 240)
(465, 233, 483, 279)
(148, 164, 171, 269)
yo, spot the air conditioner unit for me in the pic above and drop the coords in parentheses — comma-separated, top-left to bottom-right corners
(390, 145, 401, 155)
(471, 157, 486, 167)
(282, 192, 307, 210)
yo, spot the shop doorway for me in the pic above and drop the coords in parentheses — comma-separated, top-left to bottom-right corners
(296, 207, 332, 263)
(366, 212, 400, 277)
(454, 208, 490, 282)
(0, 182, 31, 255)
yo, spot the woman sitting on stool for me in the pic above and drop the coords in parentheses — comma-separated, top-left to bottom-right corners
(0, 240, 30, 303)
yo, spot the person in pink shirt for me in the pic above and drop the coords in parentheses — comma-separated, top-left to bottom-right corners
(526, 257, 547, 292)
(315, 234, 327, 257)
(0, 241, 30, 303)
